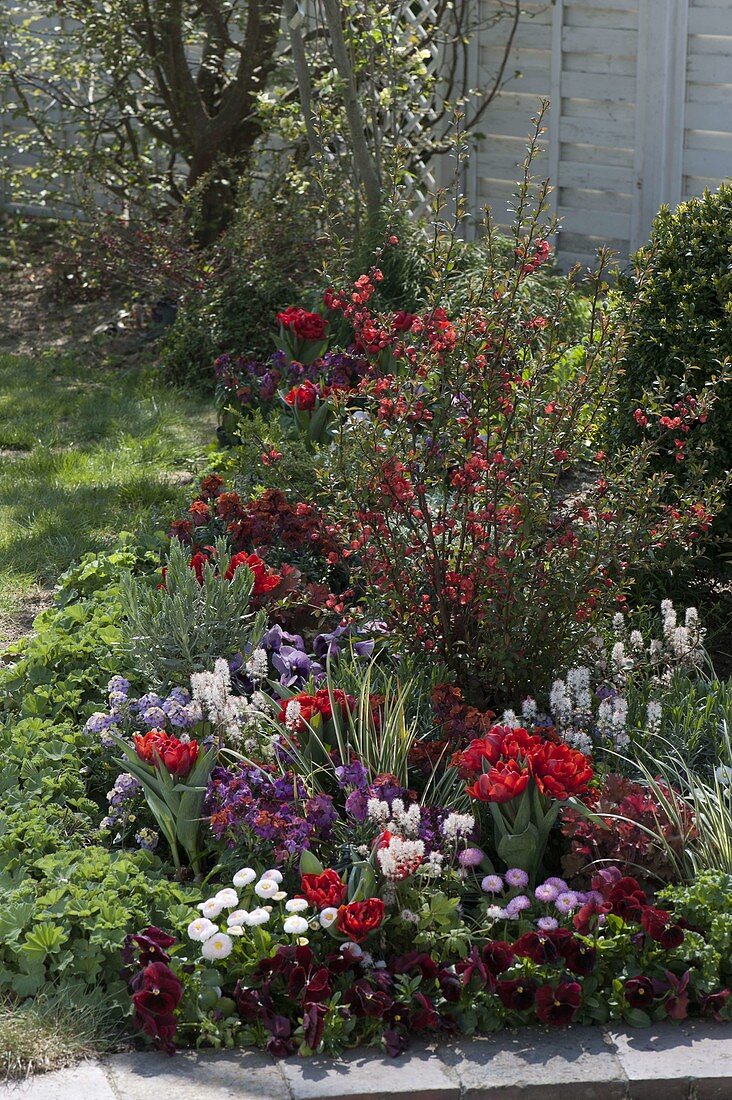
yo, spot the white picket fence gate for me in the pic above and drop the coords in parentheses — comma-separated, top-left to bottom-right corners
(1, 0, 731, 267)
(471, 0, 732, 267)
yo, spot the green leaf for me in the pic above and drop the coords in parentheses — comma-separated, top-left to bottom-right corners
(299, 850, 324, 876)
(626, 1008, 652, 1027)
(21, 922, 67, 958)
(347, 861, 376, 903)
(496, 822, 539, 874)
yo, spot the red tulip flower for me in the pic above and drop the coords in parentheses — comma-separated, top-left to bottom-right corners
(134, 730, 200, 778)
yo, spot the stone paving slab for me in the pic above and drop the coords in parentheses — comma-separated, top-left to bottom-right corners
(607, 1021, 732, 1100)
(439, 1027, 626, 1100)
(2, 1023, 732, 1099)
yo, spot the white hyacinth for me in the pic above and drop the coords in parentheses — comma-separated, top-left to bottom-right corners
(245, 648, 269, 682)
(284, 699, 302, 731)
(376, 835, 425, 881)
(366, 798, 392, 826)
(549, 679, 572, 729)
(391, 800, 421, 838)
(646, 699, 662, 736)
(441, 812, 476, 840)
(191, 657, 250, 741)
(521, 697, 538, 721)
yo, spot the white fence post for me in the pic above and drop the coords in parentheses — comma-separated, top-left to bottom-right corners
(631, 0, 690, 250)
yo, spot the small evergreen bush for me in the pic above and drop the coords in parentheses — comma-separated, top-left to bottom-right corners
(611, 185, 732, 532)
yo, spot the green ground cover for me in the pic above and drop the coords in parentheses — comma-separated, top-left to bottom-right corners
(0, 352, 214, 636)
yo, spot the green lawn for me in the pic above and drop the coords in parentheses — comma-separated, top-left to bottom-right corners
(0, 352, 213, 634)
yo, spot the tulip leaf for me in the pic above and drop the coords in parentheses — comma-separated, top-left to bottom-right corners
(299, 850, 325, 876)
(496, 822, 539, 873)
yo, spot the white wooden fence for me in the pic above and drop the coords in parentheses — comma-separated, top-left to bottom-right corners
(470, 0, 732, 268)
(2, 0, 732, 266)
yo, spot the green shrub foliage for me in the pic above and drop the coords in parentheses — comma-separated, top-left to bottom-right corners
(611, 185, 732, 532)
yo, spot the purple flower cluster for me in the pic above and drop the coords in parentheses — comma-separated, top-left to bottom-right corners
(262, 622, 377, 689)
(214, 348, 370, 414)
(204, 763, 338, 861)
(85, 678, 202, 748)
(100, 771, 141, 832)
(263, 626, 324, 688)
(481, 871, 606, 927)
(334, 765, 448, 855)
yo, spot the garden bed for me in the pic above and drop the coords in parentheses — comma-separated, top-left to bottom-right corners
(1, 190, 731, 1079)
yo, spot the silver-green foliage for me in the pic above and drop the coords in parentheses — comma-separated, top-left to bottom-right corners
(120, 538, 266, 688)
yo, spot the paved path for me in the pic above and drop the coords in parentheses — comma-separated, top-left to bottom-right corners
(3, 1021, 732, 1099)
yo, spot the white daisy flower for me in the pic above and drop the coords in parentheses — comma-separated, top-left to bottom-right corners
(233, 867, 257, 888)
(198, 897, 224, 920)
(201, 932, 233, 960)
(340, 942, 363, 959)
(319, 907, 339, 928)
(187, 917, 217, 942)
(283, 915, 309, 935)
(228, 925, 245, 937)
(285, 898, 309, 913)
(261, 868, 283, 883)
(227, 910, 249, 927)
(215, 888, 239, 909)
(244, 908, 271, 926)
(254, 878, 279, 899)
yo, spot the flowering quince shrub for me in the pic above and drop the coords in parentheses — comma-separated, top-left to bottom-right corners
(313, 198, 723, 707)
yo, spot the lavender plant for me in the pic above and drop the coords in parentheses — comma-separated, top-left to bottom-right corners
(119, 539, 266, 688)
